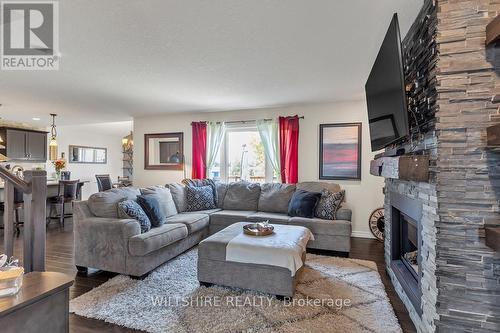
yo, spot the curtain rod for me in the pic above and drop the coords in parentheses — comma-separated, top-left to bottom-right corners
(192, 116, 304, 125)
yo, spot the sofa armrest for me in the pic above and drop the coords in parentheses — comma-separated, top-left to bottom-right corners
(336, 208, 352, 221)
(74, 217, 141, 272)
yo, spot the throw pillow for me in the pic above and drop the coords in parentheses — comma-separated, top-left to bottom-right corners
(288, 189, 322, 218)
(118, 200, 151, 233)
(140, 186, 178, 217)
(185, 185, 217, 212)
(315, 189, 345, 220)
(168, 183, 187, 212)
(136, 195, 166, 227)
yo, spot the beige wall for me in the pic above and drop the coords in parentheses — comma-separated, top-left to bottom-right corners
(134, 100, 384, 238)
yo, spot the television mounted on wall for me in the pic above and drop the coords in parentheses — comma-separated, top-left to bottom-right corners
(365, 13, 409, 152)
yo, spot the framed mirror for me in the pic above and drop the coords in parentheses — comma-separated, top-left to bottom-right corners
(144, 132, 184, 170)
(69, 145, 107, 164)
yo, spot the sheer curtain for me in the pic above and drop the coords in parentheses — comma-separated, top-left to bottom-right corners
(206, 121, 226, 177)
(256, 119, 281, 181)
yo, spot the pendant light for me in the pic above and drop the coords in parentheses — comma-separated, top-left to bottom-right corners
(49, 113, 58, 161)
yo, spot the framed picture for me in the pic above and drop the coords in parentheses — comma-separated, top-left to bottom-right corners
(319, 123, 361, 180)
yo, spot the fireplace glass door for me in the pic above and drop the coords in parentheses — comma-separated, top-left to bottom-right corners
(400, 213, 419, 279)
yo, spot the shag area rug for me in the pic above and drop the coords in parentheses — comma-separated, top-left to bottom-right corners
(70, 249, 402, 333)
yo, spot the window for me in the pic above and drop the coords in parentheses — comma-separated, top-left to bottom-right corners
(208, 123, 277, 183)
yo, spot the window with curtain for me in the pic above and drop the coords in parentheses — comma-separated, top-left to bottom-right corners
(209, 122, 278, 183)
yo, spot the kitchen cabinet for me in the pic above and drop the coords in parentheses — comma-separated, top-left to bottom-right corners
(0, 127, 48, 162)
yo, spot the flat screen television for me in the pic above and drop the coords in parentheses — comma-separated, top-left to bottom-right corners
(365, 13, 409, 152)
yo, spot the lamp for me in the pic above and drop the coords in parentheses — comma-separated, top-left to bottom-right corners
(49, 113, 58, 161)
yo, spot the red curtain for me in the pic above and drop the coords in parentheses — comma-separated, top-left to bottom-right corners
(191, 122, 207, 179)
(279, 115, 299, 183)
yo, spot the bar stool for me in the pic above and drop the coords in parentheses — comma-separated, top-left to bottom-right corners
(47, 179, 80, 229)
(95, 174, 112, 192)
(0, 187, 24, 237)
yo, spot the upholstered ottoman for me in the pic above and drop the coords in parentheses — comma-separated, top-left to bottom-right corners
(197, 222, 313, 297)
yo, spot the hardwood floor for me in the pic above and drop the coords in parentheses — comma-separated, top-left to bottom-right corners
(1, 220, 416, 333)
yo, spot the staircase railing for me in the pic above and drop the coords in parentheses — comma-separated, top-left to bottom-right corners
(1, 166, 47, 272)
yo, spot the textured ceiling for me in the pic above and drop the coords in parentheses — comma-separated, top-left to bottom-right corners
(0, 0, 423, 126)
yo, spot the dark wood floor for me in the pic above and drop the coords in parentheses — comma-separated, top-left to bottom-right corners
(2, 220, 416, 333)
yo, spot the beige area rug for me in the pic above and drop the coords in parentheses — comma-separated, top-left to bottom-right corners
(70, 249, 402, 333)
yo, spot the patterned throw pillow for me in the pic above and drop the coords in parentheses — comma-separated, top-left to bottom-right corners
(118, 200, 151, 233)
(315, 189, 345, 220)
(185, 185, 216, 212)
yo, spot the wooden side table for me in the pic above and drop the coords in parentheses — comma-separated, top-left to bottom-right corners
(0, 272, 74, 333)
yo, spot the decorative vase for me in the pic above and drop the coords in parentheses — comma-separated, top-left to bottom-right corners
(55, 170, 61, 180)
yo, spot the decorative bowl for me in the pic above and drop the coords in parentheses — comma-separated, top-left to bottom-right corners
(243, 222, 274, 236)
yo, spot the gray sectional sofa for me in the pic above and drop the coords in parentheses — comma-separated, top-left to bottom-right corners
(73, 181, 352, 277)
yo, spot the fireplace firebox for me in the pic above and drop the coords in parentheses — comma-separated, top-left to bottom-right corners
(390, 192, 422, 316)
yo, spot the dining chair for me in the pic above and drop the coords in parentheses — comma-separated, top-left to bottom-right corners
(95, 174, 112, 192)
(47, 179, 80, 229)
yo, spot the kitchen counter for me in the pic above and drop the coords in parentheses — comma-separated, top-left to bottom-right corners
(0, 179, 90, 189)
(0, 180, 89, 202)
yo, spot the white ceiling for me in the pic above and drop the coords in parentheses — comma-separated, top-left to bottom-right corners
(0, 0, 422, 127)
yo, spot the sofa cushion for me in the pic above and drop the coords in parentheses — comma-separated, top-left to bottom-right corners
(140, 186, 178, 218)
(88, 187, 140, 218)
(215, 182, 228, 209)
(186, 185, 217, 212)
(128, 223, 188, 256)
(288, 190, 321, 218)
(247, 212, 290, 225)
(165, 213, 209, 234)
(168, 183, 187, 212)
(210, 210, 256, 227)
(315, 189, 345, 220)
(118, 200, 151, 233)
(258, 183, 296, 214)
(296, 182, 341, 195)
(223, 182, 261, 211)
(181, 208, 221, 215)
(137, 195, 166, 227)
(288, 217, 351, 236)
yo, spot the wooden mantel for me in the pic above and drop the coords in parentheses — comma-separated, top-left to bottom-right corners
(370, 155, 430, 182)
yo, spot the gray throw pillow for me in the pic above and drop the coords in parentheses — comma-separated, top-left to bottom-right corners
(315, 189, 345, 220)
(185, 185, 217, 212)
(140, 186, 178, 217)
(168, 183, 187, 212)
(258, 183, 296, 214)
(118, 200, 151, 233)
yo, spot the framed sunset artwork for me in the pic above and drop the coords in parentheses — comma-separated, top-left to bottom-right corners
(319, 123, 362, 180)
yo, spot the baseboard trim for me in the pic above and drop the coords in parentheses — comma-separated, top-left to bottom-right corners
(351, 231, 375, 239)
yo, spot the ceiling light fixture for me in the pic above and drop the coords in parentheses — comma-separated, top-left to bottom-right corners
(49, 113, 58, 161)
(32, 117, 41, 121)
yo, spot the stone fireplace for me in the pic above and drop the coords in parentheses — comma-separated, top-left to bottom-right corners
(379, 1, 500, 332)
(384, 157, 439, 332)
